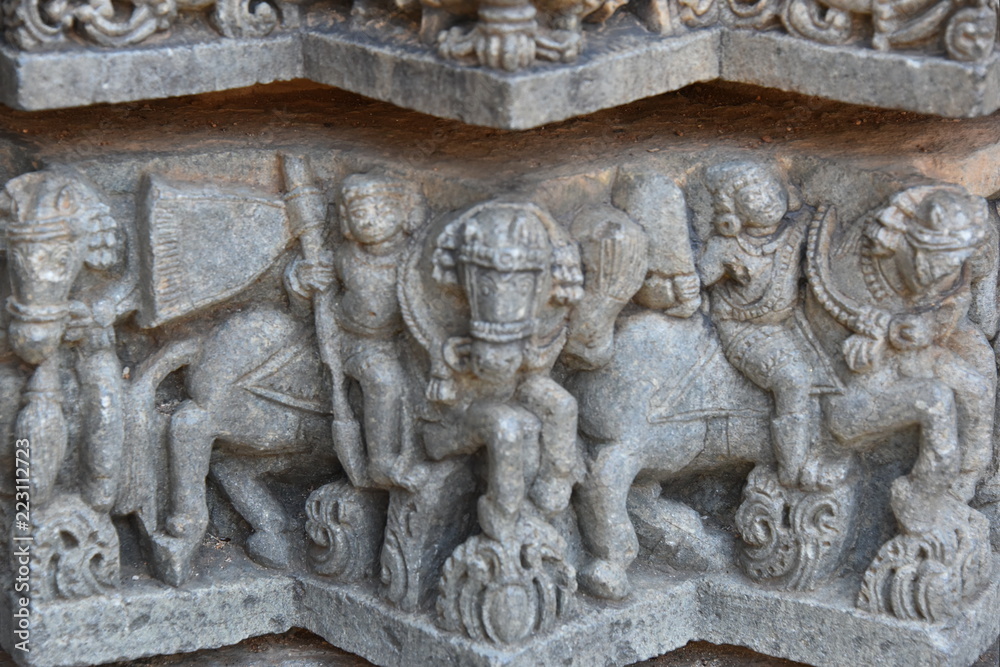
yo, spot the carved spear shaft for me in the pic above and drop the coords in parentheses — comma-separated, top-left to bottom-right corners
(280, 154, 370, 488)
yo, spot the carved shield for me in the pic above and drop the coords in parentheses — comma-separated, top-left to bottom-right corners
(137, 175, 291, 328)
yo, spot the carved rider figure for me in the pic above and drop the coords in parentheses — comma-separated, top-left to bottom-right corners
(425, 201, 583, 538)
(805, 184, 996, 620)
(287, 170, 424, 488)
(700, 161, 831, 489)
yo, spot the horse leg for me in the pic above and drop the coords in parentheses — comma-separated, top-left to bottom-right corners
(211, 455, 292, 570)
(576, 443, 643, 600)
(150, 401, 216, 586)
(828, 379, 959, 497)
(932, 346, 996, 503)
(627, 483, 732, 573)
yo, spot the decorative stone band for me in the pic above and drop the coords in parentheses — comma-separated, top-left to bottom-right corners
(5, 218, 75, 242)
(6, 296, 70, 324)
(470, 318, 535, 343)
(1, 0, 1000, 126)
(458, 244, 550, 272)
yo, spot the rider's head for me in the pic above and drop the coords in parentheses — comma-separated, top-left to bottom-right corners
(706, 161, 794, 237)
(339, 173, 409, 245)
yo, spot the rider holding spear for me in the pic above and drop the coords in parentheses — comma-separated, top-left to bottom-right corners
(281, 155, 421, 490)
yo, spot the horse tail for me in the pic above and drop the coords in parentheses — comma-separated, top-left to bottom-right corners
(114, 337, 203, 531)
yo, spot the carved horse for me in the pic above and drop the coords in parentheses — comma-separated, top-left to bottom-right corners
(131, 305, 341, 586)
(128, 163, 355, 587)
(0, 167, 345, 589)
(1, 168, 137, 513)
(570, 196, 996, 622)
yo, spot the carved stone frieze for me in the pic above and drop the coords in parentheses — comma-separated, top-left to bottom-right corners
(1, 91, 999, 667)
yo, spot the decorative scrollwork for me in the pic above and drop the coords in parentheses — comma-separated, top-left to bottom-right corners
(3, 0, 176, 49)
(736, 465, 857, 591)
(437, 515, 576, 645)
(305, 480, 388, 582)
(726, 0, 781, 28)
(212, 0, 279, 38)
(30, 494, 120, 601)
(780, 0, 852, 43)
(3, 0, 281, 51)
(945, 0, 998, 60)
(858, 482, 993, 622)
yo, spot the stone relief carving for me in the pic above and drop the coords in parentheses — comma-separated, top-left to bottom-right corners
(725, 0, 997, 59)
(2, 0, 995, 71)
(807, 184, 997, 621)
(2, 0, 284, 50)
(1, 153, 998, 666)
(1, 169, 133, 602)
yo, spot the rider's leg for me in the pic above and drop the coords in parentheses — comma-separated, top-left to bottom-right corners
(76, 345, 124, 513)
(517, 374, 580, 514)
(768, 358, 818, 488)
(351, 346, 408, 487)
(467, 401, 539, 540)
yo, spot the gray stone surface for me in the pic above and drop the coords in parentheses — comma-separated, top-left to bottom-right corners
(1, 18, 1000, 127)
(3, 629, 997, 666)
(0, 35, 305, 111)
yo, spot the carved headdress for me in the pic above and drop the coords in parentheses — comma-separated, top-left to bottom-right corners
(1, 169, 119, 271)
(868, 185, 988, 256)
(338, 172, 427, 240)
(432, 201, 582, 343)
(705, 160, 801, 237)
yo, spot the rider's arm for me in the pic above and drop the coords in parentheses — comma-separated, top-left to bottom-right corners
(697, 235, 729, 287)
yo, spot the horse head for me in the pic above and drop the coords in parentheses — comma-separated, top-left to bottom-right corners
(2, 169, 119, 365)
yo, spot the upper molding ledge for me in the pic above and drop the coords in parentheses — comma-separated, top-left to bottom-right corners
(1, 0, 999, 128)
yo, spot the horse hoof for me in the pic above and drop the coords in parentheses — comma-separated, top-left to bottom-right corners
(579, 559, 629, 600)
(247, 530, 291, 570)
(149, 534, 198, 587)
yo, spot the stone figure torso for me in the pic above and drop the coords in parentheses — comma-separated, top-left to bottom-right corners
(336, 241, 405, 339)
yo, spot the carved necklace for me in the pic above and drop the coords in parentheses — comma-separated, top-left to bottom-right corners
(735, 222, 788, 256)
